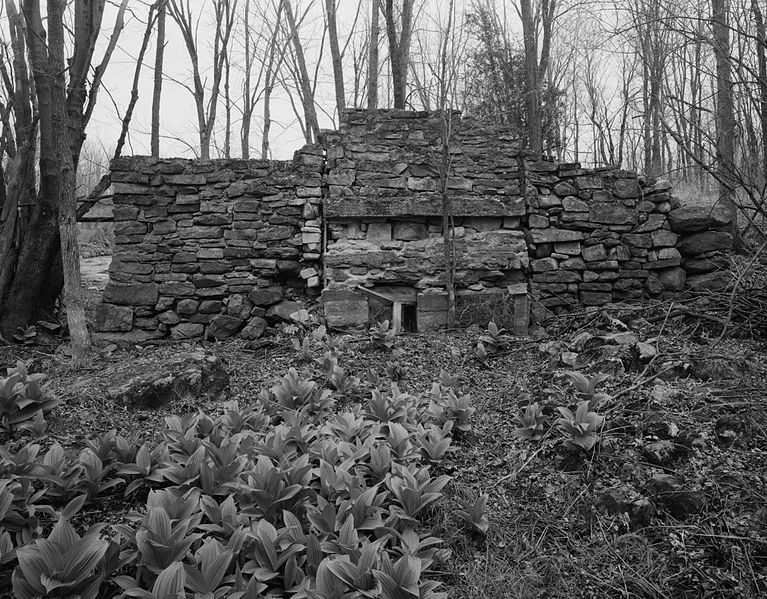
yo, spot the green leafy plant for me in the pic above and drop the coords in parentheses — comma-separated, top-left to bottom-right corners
(564, 371, 611, 409)
(183, 538, 234, 597)
(370, 320, 396, 350)
(417, 423, 453, 463)
(116, 561, 186, 599)
(11, 517, 109, 599)
(75, 448, 124, 501)
(511, 402, 548, 441)
(442, 390, 475, 433)
(556, 400, 605, 451)
(291, 335, 315, 362)
(0, 361, 60, 433)
(134, 505, 203, 581)
(118, 442, 170, 496)
(456, 493, 490, 534)
(478, 321, 511, 355)
(271, 368, 334, 414)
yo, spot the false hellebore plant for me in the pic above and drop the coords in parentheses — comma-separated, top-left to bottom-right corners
(556, 400, 605, 451)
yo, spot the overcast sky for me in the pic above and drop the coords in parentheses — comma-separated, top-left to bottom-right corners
(85, 0, 371, 163)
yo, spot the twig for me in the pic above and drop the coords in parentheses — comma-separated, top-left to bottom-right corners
(711, 237, 767, 346)
(610, 365, 678, 402)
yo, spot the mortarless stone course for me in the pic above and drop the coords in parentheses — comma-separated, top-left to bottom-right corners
(97, 109, 734, 339)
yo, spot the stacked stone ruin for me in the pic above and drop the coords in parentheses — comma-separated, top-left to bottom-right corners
(95, 109, 734, 343)
(97, 149, 324, 344)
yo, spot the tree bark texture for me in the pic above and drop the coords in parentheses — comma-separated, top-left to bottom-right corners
(367, 0, 380, 110)
(282, 0, 320, 143)
(49, 0, 90, 360)
(711, 0, 738, 232)
(326, 0, 346, 116)
(151, 0, 166, 157)
(383, 0, 414, 109)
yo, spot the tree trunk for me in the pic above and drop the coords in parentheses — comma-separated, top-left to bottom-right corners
(326, 0, 345, 116)
(114, 1, 159, 159)
(261, 0, 285, 159)
(282, 0, 320, 142)
(241, 0, 252, 159)
(49, 0, 90, 361)
(520, 0, 554, 153)
(151, 0, 166, 157)
(0, 0, 61, 339)
(367, 0, 379, 110)
(752, 0, 767, 182)
(383, 0, 414, 109)
(712, 0, 738, 233)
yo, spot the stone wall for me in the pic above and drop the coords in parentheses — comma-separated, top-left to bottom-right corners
(525, 165, 733, 318)
(96, 148, 324, 343)
(321, 110, 531, 332)
(96, 109, 734, 342)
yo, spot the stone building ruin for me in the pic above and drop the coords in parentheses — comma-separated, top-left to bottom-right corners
(95, 109, 734, 343)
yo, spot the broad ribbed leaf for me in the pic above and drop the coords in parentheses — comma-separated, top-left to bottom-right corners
(152, 562, 185, 598)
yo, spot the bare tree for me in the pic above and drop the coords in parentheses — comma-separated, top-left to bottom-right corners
(281, 0, 320, 143)
(519, 0, 555, 153)
(382, 0, 414, 109)
(169, 0, 237, 159)
(326, 0, 345, 114)
(711, 0, 738, 230)
(0, 0, 126, 360)
(151, 0, 166, 157)
(368, 0, 380, 109)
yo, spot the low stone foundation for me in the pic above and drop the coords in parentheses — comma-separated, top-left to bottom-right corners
(95, 109, 734, 342)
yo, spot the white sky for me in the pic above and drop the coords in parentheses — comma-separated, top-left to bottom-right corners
(87, 0, 363, 162)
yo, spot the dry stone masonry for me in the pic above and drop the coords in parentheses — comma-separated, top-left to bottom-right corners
(321, 110, 530, 332)
(96, 149, 323, 344)
(96, 109, 734, 343)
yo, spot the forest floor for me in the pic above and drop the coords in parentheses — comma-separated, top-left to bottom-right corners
(2, 279, 767, 597)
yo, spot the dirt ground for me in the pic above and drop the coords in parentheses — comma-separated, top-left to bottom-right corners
(2, 292, 767, 597)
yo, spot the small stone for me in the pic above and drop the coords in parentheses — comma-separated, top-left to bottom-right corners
(177, 299, 200, 315)
(562, 196, 589, 212)
(532, 258, 557, 272)
(367, 222, 392, 243)
(529, 214, 549, 228)
(103, 282, 159, 306)
(207, 315, 244, 340)
(651, 229, 678, 247)
(240, 316, 268, 340)
(657, 267, 686, 292)
(170, 322, 205, 340)
(668, 205, 732, 233)
(679, 231, 733, 256)
(582, 244, 607, 262)
(393, 222, 428, 240)
(554, 241, 581, 255)
(266, 300, 305, 321)
(553, 182, 577, 196)
(95, 304, 134, 332)
(199, 300, 224, 314)
(248, 287, 283, 306)
(157, 311, 181, 325)
(613, 178, 640, 199)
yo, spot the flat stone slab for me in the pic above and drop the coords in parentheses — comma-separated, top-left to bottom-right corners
(325, 194, 526, 218)
(106, 350, 229, 409)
